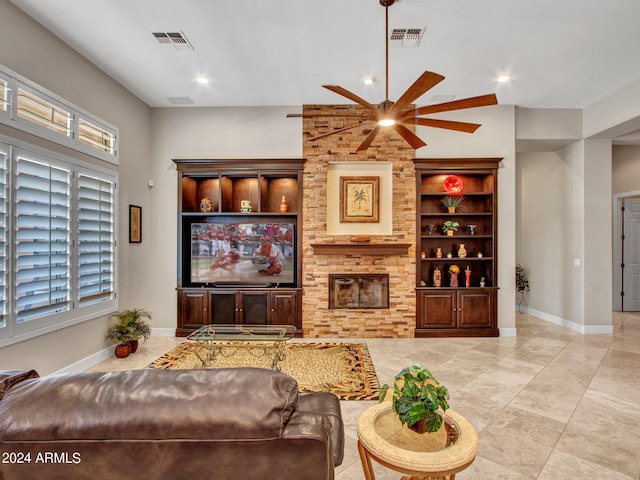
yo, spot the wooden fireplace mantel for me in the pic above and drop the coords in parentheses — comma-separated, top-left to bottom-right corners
(311, 243, 411, 255)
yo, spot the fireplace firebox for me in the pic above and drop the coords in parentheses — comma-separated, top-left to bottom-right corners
(328, 274, 389, 309)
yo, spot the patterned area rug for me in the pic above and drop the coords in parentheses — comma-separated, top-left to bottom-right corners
(148, 341, 380, 401)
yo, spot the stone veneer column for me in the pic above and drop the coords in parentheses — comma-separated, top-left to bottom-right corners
(301, 104, 416, 337)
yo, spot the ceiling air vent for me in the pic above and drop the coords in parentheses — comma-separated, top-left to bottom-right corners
(389, 27, 425, 47)
(167, 97, 195, 105)
(153, 31, 194, 51)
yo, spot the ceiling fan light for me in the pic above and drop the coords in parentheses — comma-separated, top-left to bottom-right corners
(378, 118, 396, 127)
(363, 75, 377, 85)
(497, 74, 511, 83)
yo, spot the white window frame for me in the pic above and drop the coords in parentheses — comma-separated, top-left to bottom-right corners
(0, 135, 118, 347)
(0, 65, 118, 165)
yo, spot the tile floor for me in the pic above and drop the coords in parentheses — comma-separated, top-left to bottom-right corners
(90, 312, 640, 479)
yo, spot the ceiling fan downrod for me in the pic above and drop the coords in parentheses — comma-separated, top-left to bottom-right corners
(380, 0, 394, 103)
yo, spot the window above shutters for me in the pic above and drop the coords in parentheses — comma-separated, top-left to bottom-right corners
(0, 65, 118, 165)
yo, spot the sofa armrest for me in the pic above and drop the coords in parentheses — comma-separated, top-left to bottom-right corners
(0, 369, 39, 400)
(297, 392, 344, 467)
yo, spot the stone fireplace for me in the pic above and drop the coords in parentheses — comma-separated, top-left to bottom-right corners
(301, 104, 416, 338)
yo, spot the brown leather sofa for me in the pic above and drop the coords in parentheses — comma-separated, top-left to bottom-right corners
(0, 368, 344, 480)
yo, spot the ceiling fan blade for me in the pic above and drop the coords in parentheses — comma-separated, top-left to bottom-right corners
(307, 121, 372, 141)
(390, 71, 445, 115)
(356, 127, 381, 152)
(391, 124, 427, 149)
(409, 118, 482, 133)
(323, 85, 377, 111)
(405, 94, 498, 117)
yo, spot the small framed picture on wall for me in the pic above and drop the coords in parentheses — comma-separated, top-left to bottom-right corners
(129, 205, 142, 243)
(340, 176, 380, 223)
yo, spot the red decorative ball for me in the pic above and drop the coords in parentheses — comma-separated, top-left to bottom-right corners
(443, 175, 464, 194)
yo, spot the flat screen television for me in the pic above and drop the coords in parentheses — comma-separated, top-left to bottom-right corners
(182, 217, 296, 287)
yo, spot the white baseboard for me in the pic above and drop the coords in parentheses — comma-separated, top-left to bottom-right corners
(151, 328, 176, 337)
(499, 327, 517, 337)
(53, 328, 177, 375)
(52, 346, 114, 375)
(519, 306, 613, 335)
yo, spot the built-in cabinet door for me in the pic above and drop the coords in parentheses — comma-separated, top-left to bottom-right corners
(418, 290, 456, 329)
(177, 290, 209, 334)
(458, 290, 494, 329)
(271, 290, 299, 327)
(209, 292, 237, 324)
(241, 292, 269, 324)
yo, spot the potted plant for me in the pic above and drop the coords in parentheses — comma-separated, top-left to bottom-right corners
(105, 308, 152, 358)
(515, 264, 530, 312)
(441, 195, 465, 213)
(379, 365, 449, 434)
(442, 220, 459, 236)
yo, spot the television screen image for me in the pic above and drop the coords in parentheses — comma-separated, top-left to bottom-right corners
(190, 222, 295, 285)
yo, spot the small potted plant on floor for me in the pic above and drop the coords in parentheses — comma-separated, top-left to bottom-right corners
(441, 195, 465, 213)
(515, 264, 530, 312)
(105, 308, 152, 358)
(379, 364, 449, 434)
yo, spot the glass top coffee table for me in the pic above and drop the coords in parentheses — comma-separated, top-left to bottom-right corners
(357, 401, 478, 479)
(186, 324, 296, 370)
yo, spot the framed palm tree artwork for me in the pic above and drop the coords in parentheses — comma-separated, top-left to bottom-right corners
(340, 176, 379, 223)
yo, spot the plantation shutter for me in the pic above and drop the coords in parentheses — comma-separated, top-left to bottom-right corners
(78, 174, 115, 306)
(0, 144, 7, 328)
(15, 156, 71, 323)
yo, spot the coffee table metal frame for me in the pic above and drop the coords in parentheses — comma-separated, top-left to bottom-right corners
(357, 402, 478, 480)
(186, 324, 296, 370)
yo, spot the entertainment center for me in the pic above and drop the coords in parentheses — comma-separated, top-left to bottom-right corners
(173, 159, 305, 336)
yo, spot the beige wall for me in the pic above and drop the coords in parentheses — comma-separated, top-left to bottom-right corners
(612, 145, 640, 194)
(0, 0, 152, 374)
(516, 140, 613, 332)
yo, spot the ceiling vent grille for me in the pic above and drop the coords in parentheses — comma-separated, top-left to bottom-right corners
(390, 27, 425, 47)
(167, 97, 195, 105)
(153, 31, 194, 51)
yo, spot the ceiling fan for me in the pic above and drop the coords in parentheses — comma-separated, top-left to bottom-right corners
(288, 0, 498, 152)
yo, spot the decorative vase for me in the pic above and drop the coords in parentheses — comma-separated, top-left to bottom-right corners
(436, 247, 443, 259)
(465, 268, 471, 288)
(426, 224, 436, 235)
(449, 271, 459, 287)
(447, 230, 454, 237)
(480, 278, 486, 288)
(279, 195, 288, 213)
(114, 344, 131, 358)
(458, 244, 467, 258)
(433, 268, 441, 287)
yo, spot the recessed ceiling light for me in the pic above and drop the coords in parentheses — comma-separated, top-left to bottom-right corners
(362, 75, 377, 85)
(497, 74, 511, 83)
(196, 76, 210, 84)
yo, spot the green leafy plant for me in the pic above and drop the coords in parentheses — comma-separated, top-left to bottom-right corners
(515, 264, 530, 311)
(441, 195, 465, 210)
(442, 220, 460, 233)
(379, 365, 449, 433)
(105, 308, 152, 345)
